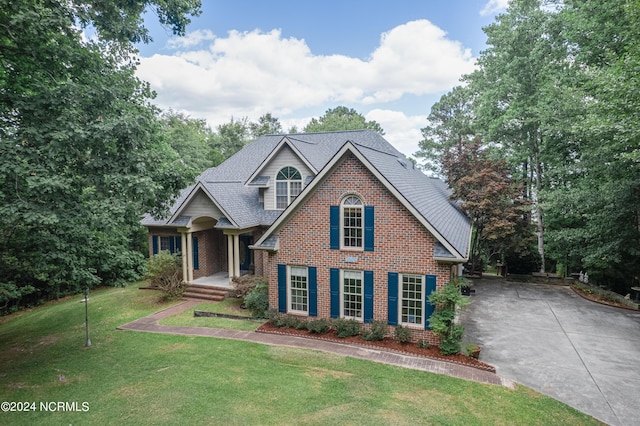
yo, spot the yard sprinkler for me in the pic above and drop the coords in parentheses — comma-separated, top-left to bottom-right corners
(83, 287, 91, 347)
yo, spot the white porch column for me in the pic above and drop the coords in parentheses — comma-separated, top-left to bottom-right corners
(227, 234, 234, 283)
(186, 232, 194, 283)
(181, 232, 188, 283)
(233, 234, 240, 278)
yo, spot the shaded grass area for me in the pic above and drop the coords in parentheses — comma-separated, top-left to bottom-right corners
(158, 299, 262, 331)
(0, 285, 601, 425)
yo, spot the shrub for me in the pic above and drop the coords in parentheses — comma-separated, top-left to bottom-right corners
(230, 275, 268, 298)
(306, 318, 330, 334)
(145, 251, 185, 301)
(362, 320, 387, 341)
(244, 282, 269, 318)
(333, 318, 361, 338)
(294, 319, 308, 330)
(428, 279, 471, 355)
(394, 325, 412, 344)
(417, 339, 430, 349)
(269, 312, 289, 328)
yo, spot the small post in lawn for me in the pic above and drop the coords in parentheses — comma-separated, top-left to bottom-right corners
(83, 287, 91, 347)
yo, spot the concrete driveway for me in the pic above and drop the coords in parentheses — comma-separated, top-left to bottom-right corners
(461, 277, 640, 426)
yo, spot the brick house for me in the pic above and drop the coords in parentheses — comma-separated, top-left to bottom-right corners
(142, 130, 470, 341)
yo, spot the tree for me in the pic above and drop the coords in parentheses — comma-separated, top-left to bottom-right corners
(249, 113, 283, 137)
(0, 0, 201, 312)
(304, 106, 385, 134)
(160, 110, 216, 175)
(415, 85, 477, 174)
(469, 0, 569, 272)
(542, 0, 640, 290)
(211, 117, 251, 160)
(442, 139, 532, 272)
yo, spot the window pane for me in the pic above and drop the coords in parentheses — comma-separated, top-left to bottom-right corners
(342, 270, 362, 319)
(401, 275, 423, 325)
(290, 266, 308, 313)
(343, 207, 363, 247)
(160, 236, 170, 251)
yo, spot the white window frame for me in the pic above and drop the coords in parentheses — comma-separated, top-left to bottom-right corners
(275, 166, 302, 210)
(340, 269, 363, 321)
(399, 273, 425, 328)
(288, 265, 308, 314)
(340, 195, 363, 250)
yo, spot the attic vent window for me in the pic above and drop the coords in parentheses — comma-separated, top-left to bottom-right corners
(397, 157, 408, 169)
(276, 166, 302, 209)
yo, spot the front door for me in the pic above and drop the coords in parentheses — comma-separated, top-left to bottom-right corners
(239, 235, 253, 271)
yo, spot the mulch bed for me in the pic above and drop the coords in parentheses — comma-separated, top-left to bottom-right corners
(256, 322, 496, 373)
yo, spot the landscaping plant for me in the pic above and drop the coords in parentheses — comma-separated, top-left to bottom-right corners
(145, 251, 185, 301)
(428, 279, 471, 355)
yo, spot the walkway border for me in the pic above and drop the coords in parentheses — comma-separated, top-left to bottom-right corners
(117, 300, 514, 388)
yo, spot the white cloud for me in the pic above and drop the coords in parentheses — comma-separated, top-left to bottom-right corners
(365, 109, 427, 158)
(136, 20, 475, 152)
(480, 0, 510, 16)
(166, 29, 216, 49)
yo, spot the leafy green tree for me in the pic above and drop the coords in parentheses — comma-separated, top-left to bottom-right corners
(415, 85, 477, 174)
(0, 0, 200, 312)
(249, 113, 283, 137)
(211, 117, 251, 160)
(304, 106, 385, 134)
(543, 0, 640, 290)
(160, 110, 217, 175)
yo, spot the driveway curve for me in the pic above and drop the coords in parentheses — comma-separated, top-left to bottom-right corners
(461, 277, 640, 426)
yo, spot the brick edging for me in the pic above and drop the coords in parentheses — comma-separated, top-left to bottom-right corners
(256, 327, 496, 373)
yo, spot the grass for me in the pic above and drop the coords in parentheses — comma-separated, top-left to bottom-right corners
(158, 299, 263, 331)
(0, 285, 602, 425)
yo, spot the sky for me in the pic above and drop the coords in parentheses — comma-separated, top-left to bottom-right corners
(135, 0, 509, 157)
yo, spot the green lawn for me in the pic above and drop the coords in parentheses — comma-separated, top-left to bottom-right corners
(158, 299, 263, 331)
(0, 285, 601, 425)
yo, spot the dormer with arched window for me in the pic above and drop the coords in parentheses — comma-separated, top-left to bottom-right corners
(276, 166, 302, 209)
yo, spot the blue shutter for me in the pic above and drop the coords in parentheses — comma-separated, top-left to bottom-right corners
(192, 237, 199, 270)
(425, 275, 437, 330)
(364, 206, 374, 252)
(330, 206, 340, 250)
(169, 236, 175, 254)
(278, 264, 287, 313)
(387, 272, 398, 326)
(308, 267, 317, 317)
(152, 235, 159, 255)
(330, 268, 340, 318)
(364, 270, 374, 323)
(175, 236, 182, 254)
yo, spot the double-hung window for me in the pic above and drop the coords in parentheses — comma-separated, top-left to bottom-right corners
(342, 195, 363, 248)
(276, 166, 302, 209)
(400, 274, 424, 327)
(288, 266, 308, 314)
(342, 270, 363, 320)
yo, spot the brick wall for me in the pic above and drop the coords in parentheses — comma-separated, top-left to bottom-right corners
(265, 153, 456, 343)
(193, 229, 226, 279)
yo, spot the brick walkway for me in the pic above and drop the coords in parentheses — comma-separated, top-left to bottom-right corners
(117, 300, 514, 388)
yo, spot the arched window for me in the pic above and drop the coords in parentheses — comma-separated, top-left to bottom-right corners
(341, 195, 363, 248)
(276, 166, 302, 209)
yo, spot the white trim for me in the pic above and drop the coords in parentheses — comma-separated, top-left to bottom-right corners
(245, 137, 318, 187)
(274, 165, 303, 210)
(340, 195, 364, 250)
(254, 142, 467, 261)
(287, 265, 309, 315)
(398, 273, 425, 328)
(340, 269, 364, 321)
(168, 182, 238, 229)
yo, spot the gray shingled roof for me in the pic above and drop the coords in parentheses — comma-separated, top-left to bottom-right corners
(142, 130, 470, 258)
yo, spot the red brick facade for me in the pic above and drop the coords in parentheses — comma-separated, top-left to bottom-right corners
(264, 153, 454, 343)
